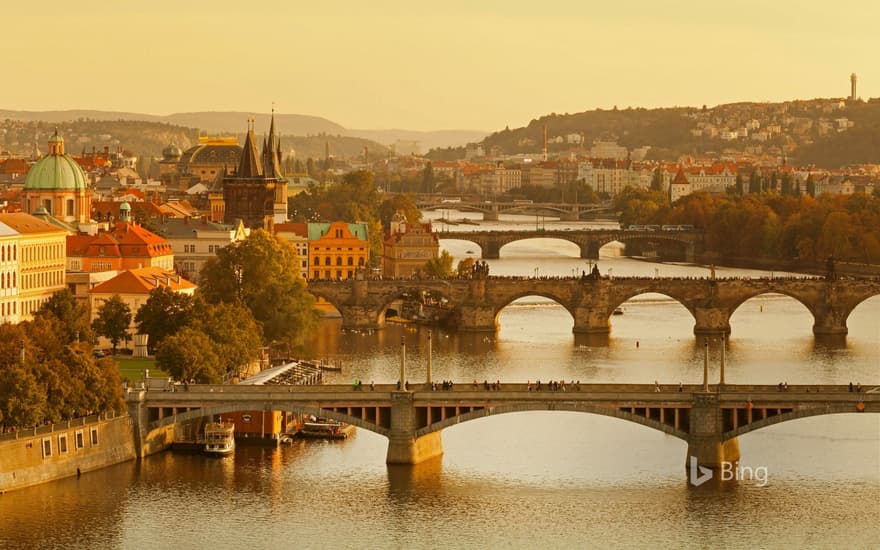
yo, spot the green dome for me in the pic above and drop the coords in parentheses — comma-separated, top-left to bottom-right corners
(24, 153, 88, 191)
(119, 202, 131, 211)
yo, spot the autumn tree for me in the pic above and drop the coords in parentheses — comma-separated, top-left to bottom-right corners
(191, 302, 263, 380)
(91, 295, 132, 353)
(422, 250, 455, 278)
(34, 289, 96, 345)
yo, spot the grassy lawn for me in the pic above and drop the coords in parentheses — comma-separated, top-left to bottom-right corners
(115, 357, 167, 382)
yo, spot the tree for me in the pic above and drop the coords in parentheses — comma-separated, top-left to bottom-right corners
(735, 174, 744, 196)
(191, 302, 263, 379)
(422, 250, 455, 278)
(92, 295, 132, 353)
(748, 172, 761, 194)
(423, 161, 435, 193)
(650, 167, 663, 191)
(35, 289, 95, 345)
(781, 173, 793, 196)
(0, 364, 46, 429)
(805, 174, 816, 197)
(199, 230, 318, 347)
(456, 257, 476, 278)
(135, 287, 195, 353)
(156, 328, 223, 383)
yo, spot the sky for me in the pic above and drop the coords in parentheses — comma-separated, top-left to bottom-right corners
(2, 0, 877, 132)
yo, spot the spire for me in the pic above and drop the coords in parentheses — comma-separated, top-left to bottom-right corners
(237, 117, 263, 178)
(263, 107, 282, 179)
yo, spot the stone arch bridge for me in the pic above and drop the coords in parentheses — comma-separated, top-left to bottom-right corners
(127, 383, 879, 476)
(416, 201, 612, 221)
(307, 276, 880, 336)
(438, 229, 703, 260)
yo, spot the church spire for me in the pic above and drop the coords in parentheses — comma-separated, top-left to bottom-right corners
(262, 107, 282, 179)
(237, 117, 263, 178)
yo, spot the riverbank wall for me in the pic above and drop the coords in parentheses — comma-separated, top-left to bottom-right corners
(696, 254, 880, 278)
(0, 414, 136, 494)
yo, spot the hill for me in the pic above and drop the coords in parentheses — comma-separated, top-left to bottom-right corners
(466, 98, 880, 168)
(0, 109, 486, 150)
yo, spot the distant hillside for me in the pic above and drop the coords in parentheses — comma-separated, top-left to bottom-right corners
(0, 109, 485, 149)
(348, 128, 489, 152)
(467, 98, 880, 168)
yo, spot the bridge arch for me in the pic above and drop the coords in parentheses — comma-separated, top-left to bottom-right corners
(414, 403, 689, 440)
(727, 289, 819, 321)
(146, 403, 391, 437)
(497, 237, 582, 258)
(492, 291, 577, 327)
(606, 289, 699, 324)
(722, 406, 873, 441)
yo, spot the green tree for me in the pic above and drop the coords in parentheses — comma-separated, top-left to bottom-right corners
(0, 364, 46, 428)
(378, 194, 423, 230)
(735, 174, 744, 196)
(650, 167, 663, 191)
(156, 328, 223, 383)
(781, 173, 793, 196)
(422, 250, 455, 278)
(191, 302, 263, 379)
(135, 287, 195, 353)
(748, 172, 761, 194)
(456, 257, 476, 278)
(91, 295, 132, 353)
(199, 230, 318, 347)
(805, 174, 816, 197)
(35, 289, 95, 345)
(423, 161, 435, 193)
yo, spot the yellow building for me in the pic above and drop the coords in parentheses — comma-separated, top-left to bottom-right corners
(0, 220, 20, 323)
(308, 222, 369, 280)
(0, 213, 68, 320)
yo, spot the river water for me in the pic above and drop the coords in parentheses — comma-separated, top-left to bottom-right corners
(1, 213, 878, 549)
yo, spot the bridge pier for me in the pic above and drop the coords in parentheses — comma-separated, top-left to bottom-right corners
(457, 304, 498, 332)
(693, 307, 731, 335)
(578, 242, 600, 260)
(483, 242, 501, 259)
(386, 392, 444, 464)
(572, 307, 611, 334)
(338, 305, 384, 331)
(687, 393, 740, 476)
(812, 311, 848, 336)
(483, 210, 499, 222)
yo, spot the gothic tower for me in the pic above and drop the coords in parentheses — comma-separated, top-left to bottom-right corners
(222, 112, 289, 230)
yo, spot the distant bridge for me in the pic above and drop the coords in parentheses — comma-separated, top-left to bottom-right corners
(437, 228, 704, 260)
(306, 276, 880, 336)
(128, 383, 879, 474)
(416, 200, 613, 221)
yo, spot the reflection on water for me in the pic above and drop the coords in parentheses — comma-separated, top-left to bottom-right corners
(1, 221, 878, 549)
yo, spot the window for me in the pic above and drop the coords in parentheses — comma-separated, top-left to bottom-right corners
(324, 257, 330, 266)
(347, 257, 354, 266)
(90, 427, 98, 446)
(58, 434, 68, 453)
(66, 199, 74, 217)
(336, 270, 342, 279)
(42, 437, 52, 458)
(75, 430, 84, 450)
(314, 257, 320, 265)
(336, 257, 342, 266)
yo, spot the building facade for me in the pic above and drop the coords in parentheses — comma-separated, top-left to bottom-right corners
(0, 213, 67, 320)
(308, 221, 369, 280)
(382, 214, 438, 278)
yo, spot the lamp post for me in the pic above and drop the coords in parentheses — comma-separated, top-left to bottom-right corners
(426, 332, 433, 385)
(703, 337, 709, 392)
(400, 336, 407, 390)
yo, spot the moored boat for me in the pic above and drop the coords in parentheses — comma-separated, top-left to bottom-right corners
(297, 419, 354, 440)
(204, 421, 235, 456)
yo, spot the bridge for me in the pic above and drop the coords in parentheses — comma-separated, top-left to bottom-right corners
(415, 200, 612, 221)
(126, 382, 879, 475)
(437, 228, 704, 260)
(306, 276, 880, 336)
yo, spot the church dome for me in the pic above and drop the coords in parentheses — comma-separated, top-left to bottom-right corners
(23, 131, 88, 191)
(162, 142, 183, 160)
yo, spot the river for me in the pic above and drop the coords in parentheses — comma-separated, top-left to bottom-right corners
(1, 212, 877, 549)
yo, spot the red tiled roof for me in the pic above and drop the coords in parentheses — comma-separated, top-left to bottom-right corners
(90, 267, 196, 295)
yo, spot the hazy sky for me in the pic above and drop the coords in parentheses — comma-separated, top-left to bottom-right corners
(3, 1, 876, 131)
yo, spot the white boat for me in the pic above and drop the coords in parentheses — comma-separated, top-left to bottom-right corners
(298, 419, 354, 439)
(204, 421, 235, 456)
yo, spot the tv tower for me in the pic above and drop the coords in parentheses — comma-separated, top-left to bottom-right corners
(851, 73, 857, 101)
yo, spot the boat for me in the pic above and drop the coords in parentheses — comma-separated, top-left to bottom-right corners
(203, 421, 235, 456)
(613, 307, 624, 315)
(297, 418, 355, 440)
